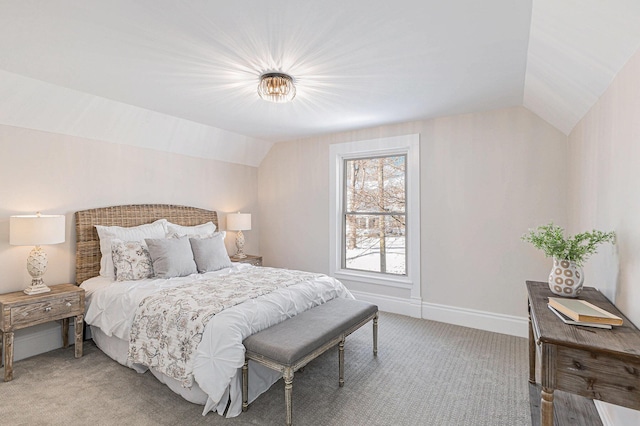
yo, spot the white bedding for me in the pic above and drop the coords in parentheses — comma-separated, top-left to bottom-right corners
(82, 263, 353, 417)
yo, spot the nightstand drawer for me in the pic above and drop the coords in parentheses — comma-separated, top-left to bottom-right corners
(231, 255, 262, 266)
(11, 294, 81, 327)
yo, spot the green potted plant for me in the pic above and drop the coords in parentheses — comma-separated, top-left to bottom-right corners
(522, 223, 615, 297)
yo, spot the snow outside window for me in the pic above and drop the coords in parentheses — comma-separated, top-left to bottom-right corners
(344, 155, 406, 275)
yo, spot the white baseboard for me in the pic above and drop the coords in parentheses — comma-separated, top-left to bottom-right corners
(350, 290, 422, 318)
(595, 400, 640, 426)
(422, 301, 529, 338)
(350, 290, 528, 338)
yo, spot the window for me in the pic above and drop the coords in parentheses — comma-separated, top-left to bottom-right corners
(344, 155, 406, 275)
(329, 135, 420, 298)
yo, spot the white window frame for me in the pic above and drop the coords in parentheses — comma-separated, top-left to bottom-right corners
(329, 134, 420, 299)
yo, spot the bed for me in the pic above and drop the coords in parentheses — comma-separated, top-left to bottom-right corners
(75, 204, 352, 417)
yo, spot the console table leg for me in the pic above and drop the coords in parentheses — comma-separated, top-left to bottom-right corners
(528, 305, 536, 384)
(541, 387, 554, 426)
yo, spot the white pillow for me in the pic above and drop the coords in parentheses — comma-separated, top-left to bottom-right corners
(95, 219, 167, 279)
(166, 221, 217, 238)
(111, 239, 154, 281)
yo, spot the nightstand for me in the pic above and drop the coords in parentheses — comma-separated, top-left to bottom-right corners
(0, 283, 85, 382)
(230, 254, 262, 266)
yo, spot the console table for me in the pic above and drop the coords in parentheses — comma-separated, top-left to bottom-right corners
(526, 281, 640, 425)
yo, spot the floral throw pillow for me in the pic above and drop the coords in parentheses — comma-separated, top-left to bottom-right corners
(111, 239, 154, 281)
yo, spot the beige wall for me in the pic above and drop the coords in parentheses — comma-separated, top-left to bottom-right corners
(567, 47, 640, 425)
(568, 47, 640, 323)
(0, 125, 260, 295)
(259, 106, 567, 318)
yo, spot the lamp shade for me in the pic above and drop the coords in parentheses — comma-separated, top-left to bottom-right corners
(10, 214, 66, 246)
(227, 212, 251, 231)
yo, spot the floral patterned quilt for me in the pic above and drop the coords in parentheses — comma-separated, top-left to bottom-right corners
(127, 267, 322, 387)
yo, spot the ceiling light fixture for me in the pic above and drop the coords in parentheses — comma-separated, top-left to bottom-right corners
(257, 72, 296, 103)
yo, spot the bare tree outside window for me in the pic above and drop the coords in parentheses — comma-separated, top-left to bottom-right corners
(344, 155, 406, 275)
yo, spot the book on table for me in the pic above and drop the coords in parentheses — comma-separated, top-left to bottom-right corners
(547, 304, 612, 329)
(548, 297, 623, 326)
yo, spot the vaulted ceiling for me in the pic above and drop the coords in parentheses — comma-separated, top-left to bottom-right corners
(1, 1, 639, 166)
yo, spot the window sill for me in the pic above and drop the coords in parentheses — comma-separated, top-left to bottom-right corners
(333, 269, 413, 289)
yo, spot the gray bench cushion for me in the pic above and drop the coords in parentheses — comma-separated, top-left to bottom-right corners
(243, 298, 378, 365)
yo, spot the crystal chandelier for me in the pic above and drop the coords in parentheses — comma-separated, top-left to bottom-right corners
(257, 73, 296, 103)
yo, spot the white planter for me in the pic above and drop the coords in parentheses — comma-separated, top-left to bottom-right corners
(548, 258, 584, 297)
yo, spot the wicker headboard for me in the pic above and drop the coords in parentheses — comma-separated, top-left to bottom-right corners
(75, 204, 219, 285)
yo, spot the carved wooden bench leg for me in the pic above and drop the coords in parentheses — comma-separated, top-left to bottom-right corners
(339, 338, 345, 387)
(242, 360, 249, 412)
(373, 312, 378, 356)
(284, 367, 294, 426)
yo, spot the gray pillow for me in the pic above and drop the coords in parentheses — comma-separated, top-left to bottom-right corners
(145, 236, 197, 278)
(190, 232, 233, 273)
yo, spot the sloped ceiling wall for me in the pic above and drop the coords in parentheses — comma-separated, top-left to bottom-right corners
(524, 0, 640, 134)
(0, 70, 272, 167)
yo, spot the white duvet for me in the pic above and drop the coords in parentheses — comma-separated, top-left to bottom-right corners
(82, 264, 353, 417)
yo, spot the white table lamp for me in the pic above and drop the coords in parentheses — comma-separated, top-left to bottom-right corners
(227, 212, 251, 259)
(10, 213, 66, 295)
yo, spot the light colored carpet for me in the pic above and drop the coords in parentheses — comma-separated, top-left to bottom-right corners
(1, 312, 530, 425)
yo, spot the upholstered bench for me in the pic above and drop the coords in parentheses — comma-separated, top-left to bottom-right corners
(242, 298, 379, 426)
